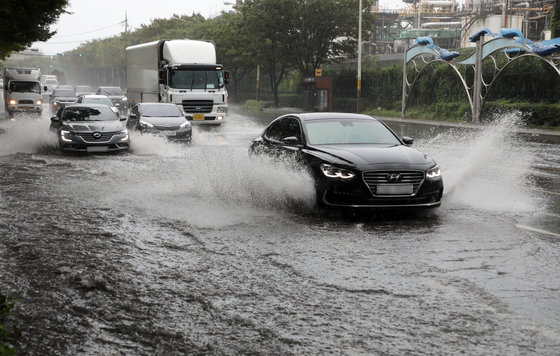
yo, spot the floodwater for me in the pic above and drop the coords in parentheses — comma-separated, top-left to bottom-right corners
(0, 106, 559, 355)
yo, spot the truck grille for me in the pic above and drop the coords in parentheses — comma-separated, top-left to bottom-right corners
(363, 171, 425, 195)
(182, 100, 213, 113)
(78, 132, 116, 142)
(19, 100, 34, 104)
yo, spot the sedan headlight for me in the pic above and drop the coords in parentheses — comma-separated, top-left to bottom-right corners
(52, 101, 59, 106)
(139, 121, 153, 131)
(179, 121, 191, 129)
(119, 129, 129, 140)
(320, 163, 355, 180)
(60, 130, 73, 142)
(426, 165, 441, 180)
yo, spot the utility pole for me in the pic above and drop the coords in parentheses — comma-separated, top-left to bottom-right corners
(357, 0, 362, 113)
(124, 11, 129, 34)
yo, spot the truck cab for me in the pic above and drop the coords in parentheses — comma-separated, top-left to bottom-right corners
(160, 63, 228, 123)
(4, 68, 43, 115)
(126, 39, 229, 125)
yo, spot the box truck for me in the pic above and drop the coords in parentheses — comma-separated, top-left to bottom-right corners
(3, 67, 43, 115)
(126, 40, 229, 124)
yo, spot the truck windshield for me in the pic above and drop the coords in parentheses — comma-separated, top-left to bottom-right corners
(9, 81, 41, 93)
(168, 69, 224, 90)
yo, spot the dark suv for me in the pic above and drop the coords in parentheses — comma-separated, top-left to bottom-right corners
(96, 86, 128, 116)
(50, 104, 129, 153)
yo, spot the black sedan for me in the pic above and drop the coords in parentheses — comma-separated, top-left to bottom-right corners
(50, 88, 78, 113)
(127, 103, 192, 142)
(249, 113, 443, 208)
(50, 104, 130, 153)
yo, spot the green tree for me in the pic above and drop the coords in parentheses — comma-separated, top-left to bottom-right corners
(0, 0, 69, 60)
(240, 0, 294, 107)
(283, 0, 375, 77)
(204, 11, 255, 101)
(240, 0, 374, 106)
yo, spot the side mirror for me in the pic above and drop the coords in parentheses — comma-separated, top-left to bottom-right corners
(402, 136, 414, 145)
(282, 136, 300, 146)
(50, 117, 60, 123)
(43, 85, 48, 92)
(223, 70, 230, 85)
(158, 70, 166, 85)
(129, 113, 137, 120)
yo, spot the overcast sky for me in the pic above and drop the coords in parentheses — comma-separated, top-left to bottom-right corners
(33, 0, 406, 55)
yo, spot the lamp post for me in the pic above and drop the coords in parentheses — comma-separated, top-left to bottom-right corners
(357, 0, 362, 113)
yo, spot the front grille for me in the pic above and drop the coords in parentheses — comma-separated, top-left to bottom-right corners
(77, 132, 116, 142)
(182, 100, 213, 113)
(154, 125, 180, 131)
(363, 171, 425, 196)
(19, 100, 33, 104)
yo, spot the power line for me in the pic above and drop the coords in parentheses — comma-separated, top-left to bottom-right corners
(49, 22, 123, 38)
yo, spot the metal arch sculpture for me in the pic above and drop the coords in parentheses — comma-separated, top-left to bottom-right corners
(402, 29, 560, 123)
(401, 38, 467, 121)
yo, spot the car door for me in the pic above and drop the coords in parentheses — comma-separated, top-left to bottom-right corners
(261, 116, 304, 160)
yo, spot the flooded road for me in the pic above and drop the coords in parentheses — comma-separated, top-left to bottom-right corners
(0, 106, 559, 355)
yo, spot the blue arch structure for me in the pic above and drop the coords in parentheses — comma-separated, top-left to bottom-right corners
(402, 28, 560, 122)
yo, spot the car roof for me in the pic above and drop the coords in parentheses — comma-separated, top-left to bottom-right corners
(136, 102, 177, 107)
(80, 94, 111, 98)
(65, 103, 111, 109)
(283, 112, 380, 122)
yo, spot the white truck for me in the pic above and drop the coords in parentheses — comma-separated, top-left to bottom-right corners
(126, 39, 229, 125)
(40, 74, 59, 100)
(3, 67, 43, 115)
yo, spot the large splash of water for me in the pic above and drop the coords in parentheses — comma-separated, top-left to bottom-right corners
(417, 114, 543, 215)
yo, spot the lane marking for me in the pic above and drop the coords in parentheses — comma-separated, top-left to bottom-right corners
(516, 224, 560, 238)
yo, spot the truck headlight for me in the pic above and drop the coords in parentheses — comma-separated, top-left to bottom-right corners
(217, 106, 227, 113)
(8, 99, 16, 105)
(36, 99, 43, 105)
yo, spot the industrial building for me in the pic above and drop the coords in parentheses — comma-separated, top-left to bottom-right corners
(371, 0, 554, 53)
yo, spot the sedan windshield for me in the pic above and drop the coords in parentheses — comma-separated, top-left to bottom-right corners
(81, 97, 114, 107)
(140, 105, 182, 117)
(53, 89, 76, 97)
(304, 119, 401, 145)
(99, 87, 123, 96)
(63, 107, 117, 121)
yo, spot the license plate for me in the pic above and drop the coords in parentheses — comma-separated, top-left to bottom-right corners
(157, 131, 176, 136)
(23, 106, 30, 109)
(87, 146, 109, 152)
(377, 184, 413, 195)
(193, 113, 205, 121)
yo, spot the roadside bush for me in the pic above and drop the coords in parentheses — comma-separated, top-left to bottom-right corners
(278, 94, 302, 108)
(0, 292, 17, 356)
(241, 99, 273, 113)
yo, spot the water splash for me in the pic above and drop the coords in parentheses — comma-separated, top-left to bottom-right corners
(0, 114, 56, 155)
(418, 113, 543, 214)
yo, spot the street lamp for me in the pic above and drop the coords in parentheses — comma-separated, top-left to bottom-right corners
(357, 0, 362, 113)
